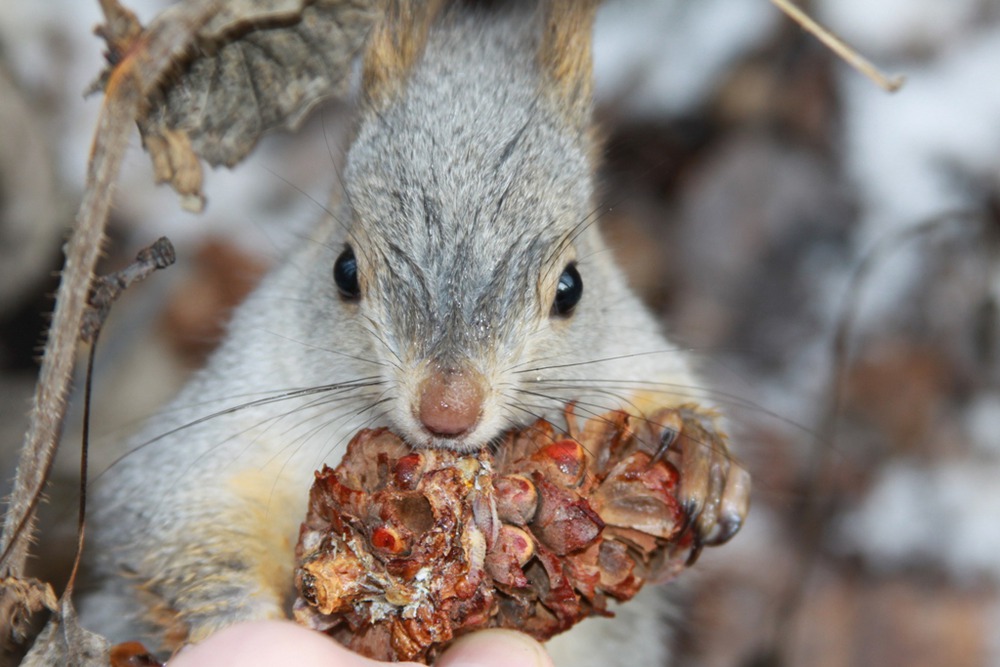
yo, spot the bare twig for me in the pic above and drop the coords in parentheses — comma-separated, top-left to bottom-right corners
(770, 0, 905, 93)
(81, 237, 176, 344)
(0, 0, 220, 648)
(63, 239, 176, 601)
(0, 89, 133, 644)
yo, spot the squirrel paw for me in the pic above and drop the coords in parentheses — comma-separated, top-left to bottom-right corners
(655, 407, 751, 564)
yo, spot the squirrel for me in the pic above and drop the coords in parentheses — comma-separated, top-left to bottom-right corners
(83, 1, 750, 665)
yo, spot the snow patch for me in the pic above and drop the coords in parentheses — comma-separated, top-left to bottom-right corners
(817, 0, 985, 57)
(843, 27, 1000, 243)
(594, 0, 779, 117)
(837, 461, 1000, 583)
(966, 393, 1000, 458)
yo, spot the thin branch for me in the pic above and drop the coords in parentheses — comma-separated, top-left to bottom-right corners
(770, 0, 905, 93)
(0, 0, 220, 647)
(65, 238, 175, 600)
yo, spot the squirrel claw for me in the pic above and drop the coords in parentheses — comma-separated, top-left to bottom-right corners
(662, 409, 751, 553)
(706, 464, 751, 546)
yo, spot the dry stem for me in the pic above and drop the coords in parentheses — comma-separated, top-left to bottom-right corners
(770, 0, 905, 93)
(0, 0, 222, 647)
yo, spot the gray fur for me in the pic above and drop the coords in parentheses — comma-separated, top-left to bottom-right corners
(85, 3, 697, 665)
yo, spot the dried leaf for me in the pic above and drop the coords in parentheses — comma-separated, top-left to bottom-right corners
(133, 0, 377, 207)
(20, 599, 110, 667)
(0, 577, 57, 645)
(199, 0, 309, 39)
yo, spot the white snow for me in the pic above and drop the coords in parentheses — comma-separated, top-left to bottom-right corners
(594, 0, 779, 116)
(817, 0, 986, 57)
(967, 393, 1000, 458)
(842, 26, 1000, 244)
(837, 460, 1000, 583)
(824, 21, 1000, 333)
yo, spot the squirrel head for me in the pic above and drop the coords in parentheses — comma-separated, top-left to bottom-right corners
(319, 0, 638, 452)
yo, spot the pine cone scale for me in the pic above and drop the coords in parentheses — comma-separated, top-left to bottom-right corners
(294, 406, 746, 662)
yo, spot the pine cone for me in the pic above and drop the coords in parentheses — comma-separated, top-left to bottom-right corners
(293, 405, 743, 662)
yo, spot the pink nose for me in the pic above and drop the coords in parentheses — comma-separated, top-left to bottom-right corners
(418, 366, 485, 437)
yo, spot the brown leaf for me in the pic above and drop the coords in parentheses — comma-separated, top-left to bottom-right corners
(134, 0, 377, 206)
(20, 599, 110, 667)
(198, 0, 309, 40)
(0, 577, 57, 645)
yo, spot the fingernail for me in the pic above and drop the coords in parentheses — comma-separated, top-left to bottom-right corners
(436, 630, 553, 667)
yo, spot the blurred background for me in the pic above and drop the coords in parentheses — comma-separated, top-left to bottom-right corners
(1, 0, 998, 665)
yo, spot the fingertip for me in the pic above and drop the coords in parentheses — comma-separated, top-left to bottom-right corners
(169, 620, 387, 667)
(436, 630, 553, 667)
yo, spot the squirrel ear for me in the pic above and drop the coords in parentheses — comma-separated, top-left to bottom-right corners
(538, 0, 601, 128)
(362, 0, 445, 108)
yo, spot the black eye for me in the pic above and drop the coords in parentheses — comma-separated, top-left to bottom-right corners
(333, 246, 361, 301)
(552, 263, 582, 317)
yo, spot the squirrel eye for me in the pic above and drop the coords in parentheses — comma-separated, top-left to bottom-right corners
(333, 246, 361, 301)
(551, 263, 582, 317)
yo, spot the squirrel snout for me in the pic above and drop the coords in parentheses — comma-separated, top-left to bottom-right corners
(417, 366, 486, 438)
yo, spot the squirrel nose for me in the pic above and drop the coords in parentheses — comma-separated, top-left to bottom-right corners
(417, 366, 485, 437)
